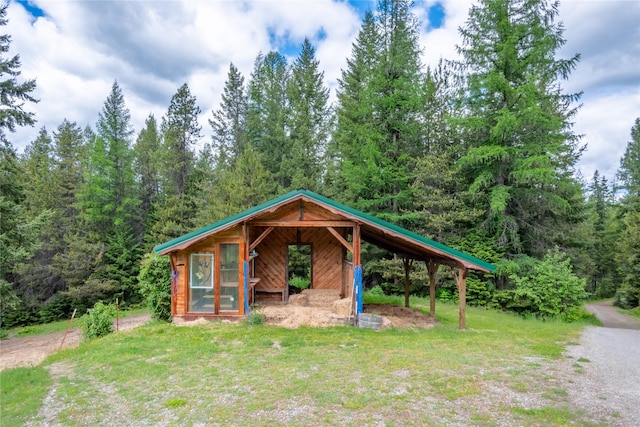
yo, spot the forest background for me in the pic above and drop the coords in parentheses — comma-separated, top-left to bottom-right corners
(1, 0, 639, 330)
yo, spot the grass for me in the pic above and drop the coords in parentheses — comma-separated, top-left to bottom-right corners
(618, 306, 640, 319)
(6, 307, 149, 338)
(1, 297, 597, 426)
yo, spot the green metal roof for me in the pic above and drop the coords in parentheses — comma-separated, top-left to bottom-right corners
(154, 189, 495, 273)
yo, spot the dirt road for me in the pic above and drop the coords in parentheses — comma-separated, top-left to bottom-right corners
(0, 313, 151, 371)
(585, 300, 640, 329)
(557, 301, 640, 426)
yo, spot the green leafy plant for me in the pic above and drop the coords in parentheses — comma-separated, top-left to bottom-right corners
(82, 301, 116, 339)
(244, 312, 266, 326)
(138, 252, 172, 322)
(288, 275, 310, 290)
(494, 248, 587, 321)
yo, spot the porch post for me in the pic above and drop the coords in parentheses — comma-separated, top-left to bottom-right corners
(428, 260, 437, 318)
(243, 261, 250, 314)
(455, 267, 468, 330)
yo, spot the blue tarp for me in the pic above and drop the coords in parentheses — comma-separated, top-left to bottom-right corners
(355, 265, 363, 315)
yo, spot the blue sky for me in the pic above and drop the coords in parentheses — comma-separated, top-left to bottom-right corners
(6, 0, 640, 183)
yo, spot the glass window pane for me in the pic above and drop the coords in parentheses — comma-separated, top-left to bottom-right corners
(189, 253, 214, 313)
(220, 244, 238, 311)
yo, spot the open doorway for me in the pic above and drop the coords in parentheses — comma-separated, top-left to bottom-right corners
(287, 244, 312, 295)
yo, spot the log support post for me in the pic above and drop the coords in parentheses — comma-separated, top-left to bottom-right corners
(402, 257, 413, 308)
(428, 260, 437, 318)
(451, 267, 468, 330)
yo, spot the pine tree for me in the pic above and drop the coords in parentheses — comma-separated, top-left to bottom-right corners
(328, 11, 379, 200)
(81, 81, 138, 240)
(0, 4, 37, 143)
(331, 1, 425, 226)
(455, 0, 583, 258)
(133, 114, 161, 246)
(247, 51, 289, 190)
(613, 117, 640, 308)
(284, 38, 330, 192)
(618, 117, 640, 199)
(209, 63, 248, 170)
(148, 84, 202, 244)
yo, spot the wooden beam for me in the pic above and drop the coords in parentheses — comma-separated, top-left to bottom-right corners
(251, 220, 356, 228)
(353, 223, 361, 266)
(326, 227, 353, 253)
(249, 227, 274, 251)
(428, 260, 437, 318)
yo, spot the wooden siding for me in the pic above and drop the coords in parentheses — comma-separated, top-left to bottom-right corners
(173, 226, 244, 317)
(342, 260, 354, 299)
(252, 227, 344, 299)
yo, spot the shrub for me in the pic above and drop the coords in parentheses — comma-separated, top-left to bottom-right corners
(613, 285, 639, 310)
(82, 301, 116, 339)
(244, 312, 266, 326)
(497, 248, 587, 321)
(368, 285, 385, 296)
(39, 294, 74, 324)
(138, 253, 172, 322)
(466, 275, 493, 307)
(288, 275, 310, 290)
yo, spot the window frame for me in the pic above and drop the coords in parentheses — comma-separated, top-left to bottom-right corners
(189, 253, 214, 290)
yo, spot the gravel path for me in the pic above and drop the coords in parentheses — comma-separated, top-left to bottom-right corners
(585, 300, 640, 329)
(558, 301, 640, 426)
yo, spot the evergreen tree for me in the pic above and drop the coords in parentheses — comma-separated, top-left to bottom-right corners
(196, 144, 274, 225)
(0, 4, 37, 143)
(455, 0, 583, 259)
(12, 120, 88, 322)
(133, 114, 161, 247)
(0, 140, 50, 327)
(328, 11, 379, 199)
(332, 1, 424, 227)
(618, 117, 640, 199)
(0, 5, 43, 327)
(81, 81, 138, 240)
(161, 83, 202, 199)
(247, 51, 289, 190)
(584, 171, 616, 297)
(148, 83, 202, 244)
(284, 38, 330, 192)
(209, 63, 248, 170)
(613, 117, 640, 308)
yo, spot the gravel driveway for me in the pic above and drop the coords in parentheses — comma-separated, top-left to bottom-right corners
(558, 301, 640, 426)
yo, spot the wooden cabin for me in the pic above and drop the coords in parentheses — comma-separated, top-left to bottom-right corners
(154, 190, 494, 329)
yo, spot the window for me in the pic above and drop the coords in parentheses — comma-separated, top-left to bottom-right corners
(189, 253, 214, 312)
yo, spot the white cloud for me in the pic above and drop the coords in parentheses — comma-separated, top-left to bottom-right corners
(5, 0, 638, 184)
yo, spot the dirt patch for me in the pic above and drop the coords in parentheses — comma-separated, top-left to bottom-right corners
(364, 303, 437, 329)
(0, 313, 151, 372)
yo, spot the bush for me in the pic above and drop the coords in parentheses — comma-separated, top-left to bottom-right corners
(288, 275, 310, 290)
(466, 275, 493, 307)
(39, 294, 74, 324)
(244, 312, 265, 326)
(613, 285, 639, 310)
(82, 301, 116, 339)
(367, 285, 385, 296)
(138, 253, 172, 322)
(495, 248, 587, 321)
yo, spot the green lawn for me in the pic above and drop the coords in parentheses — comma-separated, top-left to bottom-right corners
(6, 307, 149, 338)
(1, 299, 600, 426)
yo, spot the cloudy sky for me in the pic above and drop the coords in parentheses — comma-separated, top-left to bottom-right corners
(7, 0, 640, 183)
